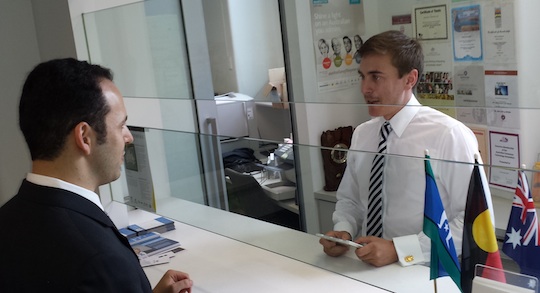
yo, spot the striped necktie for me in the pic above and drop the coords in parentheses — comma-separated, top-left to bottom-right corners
(366, 121, 392, 237)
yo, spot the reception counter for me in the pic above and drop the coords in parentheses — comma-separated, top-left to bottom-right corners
(128, 200, 460, 292)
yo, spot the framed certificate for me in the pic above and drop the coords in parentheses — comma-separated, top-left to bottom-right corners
(414, 5, 448, 40)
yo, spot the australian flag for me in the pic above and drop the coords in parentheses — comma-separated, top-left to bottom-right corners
(503, 170, 540, 279)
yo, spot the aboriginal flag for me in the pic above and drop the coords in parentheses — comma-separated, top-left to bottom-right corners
(461, 159, 505, 293)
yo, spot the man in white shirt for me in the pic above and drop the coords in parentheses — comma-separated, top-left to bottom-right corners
(319, 31, 483, 268)
(0, 58, 193, 293)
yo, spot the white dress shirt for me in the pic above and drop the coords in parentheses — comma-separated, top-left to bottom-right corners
(333, 95, 487, 264)
(26, 173, 104, 211)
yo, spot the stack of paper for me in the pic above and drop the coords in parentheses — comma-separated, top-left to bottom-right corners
(119, 216, 175, 239)
(128, 232, 181, 258)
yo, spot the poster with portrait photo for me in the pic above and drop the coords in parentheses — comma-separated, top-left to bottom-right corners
(311, 0, 365, 93)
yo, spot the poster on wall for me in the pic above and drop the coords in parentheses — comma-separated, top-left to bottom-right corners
(454, 65, 485, 107)
(485, 69, 518, 107)
(489, 130, 520, 190)
(484, 69, 520, 129)
(311, 0, 365, 93)
(451, 4, 483, 62)
(417, 69, 455, 117)
(391, 14, 413, 37)
(483, 1, 516, 64)
(415, 21, 454, 117)
(454, 65, 487, 124)
(125, 127, 156, 212)
(487, 108, 520, 129)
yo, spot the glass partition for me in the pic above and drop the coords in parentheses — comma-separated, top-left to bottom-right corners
(109, 122, 535, 291)
(82, 0, 540, 290)
(83, 0, 192, 100)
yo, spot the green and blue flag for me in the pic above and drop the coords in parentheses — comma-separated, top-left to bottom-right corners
(423, 154, 461, 290)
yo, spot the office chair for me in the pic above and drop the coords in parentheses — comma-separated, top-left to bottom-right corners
(224, 168, 299, 230)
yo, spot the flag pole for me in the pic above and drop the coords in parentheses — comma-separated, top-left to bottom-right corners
(427, 148, 437, 293)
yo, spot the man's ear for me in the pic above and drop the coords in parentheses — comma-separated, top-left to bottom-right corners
(405, 69, 419, 89)
(74, 122, 93, 155)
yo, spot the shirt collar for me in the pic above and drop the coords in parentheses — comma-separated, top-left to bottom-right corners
(26, 173, 104, 211)
(387, 95, 421, 137)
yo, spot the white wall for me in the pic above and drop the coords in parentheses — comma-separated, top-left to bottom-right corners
(69, 0, 208, 213)
(203, 0, 237, 95)
(0, 0, 115, 206)
(228, 0, 284, 97)
(68, 0, 139, 60)
(0, 0, 139, 207)
(204, 0, 284, 97)
(32, 0, 77, 60)
(0, 0, 41, 205)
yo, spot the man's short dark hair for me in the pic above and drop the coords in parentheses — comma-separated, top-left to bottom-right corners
(19, 58, 114, 160)
(359, 30, 424, 79)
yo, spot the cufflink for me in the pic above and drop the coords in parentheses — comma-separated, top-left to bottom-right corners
(404, 255, 414, 263)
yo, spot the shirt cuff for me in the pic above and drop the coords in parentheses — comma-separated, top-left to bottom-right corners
(393, 235, 425, 266)
(333, 222, 354, 238)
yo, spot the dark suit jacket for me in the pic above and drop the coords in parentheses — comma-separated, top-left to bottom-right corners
(0, 180, 152, 292)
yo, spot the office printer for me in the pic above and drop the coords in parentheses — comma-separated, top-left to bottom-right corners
(215, 92, 258, 139)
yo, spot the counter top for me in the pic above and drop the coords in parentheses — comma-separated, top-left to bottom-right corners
(129, 200, 460, 292)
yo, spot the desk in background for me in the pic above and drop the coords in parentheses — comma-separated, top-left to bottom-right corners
(255, 173, 298, 214)
(224, 168, 300, 230)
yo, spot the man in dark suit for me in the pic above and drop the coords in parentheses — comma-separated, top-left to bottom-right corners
(0, 58, 193, 293)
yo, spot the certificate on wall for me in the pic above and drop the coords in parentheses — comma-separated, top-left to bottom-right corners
(414, 5, 448, 40)
(483, 1, 516, 64)
(454, 65, 487, 124)
(489, 131, 519, 190)
(452, 5, 483, 62)
(125, 127, 156, 212)
(454, 65, 485, 107)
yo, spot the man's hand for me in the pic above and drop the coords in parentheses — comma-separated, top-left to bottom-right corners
(319, 231, 354, 257)
(353, 236, 398, 267)
(153, 269, 193, 293)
